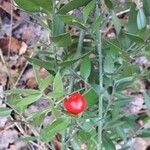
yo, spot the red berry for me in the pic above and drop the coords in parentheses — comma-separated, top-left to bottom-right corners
(64, 93, 87, 115)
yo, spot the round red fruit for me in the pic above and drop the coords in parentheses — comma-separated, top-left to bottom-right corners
(64, 92, 87, 115)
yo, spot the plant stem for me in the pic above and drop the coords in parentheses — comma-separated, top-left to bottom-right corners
(97, 30, 103, 150)
(74, 29, 85, 69)
(95, 2, 103, 150)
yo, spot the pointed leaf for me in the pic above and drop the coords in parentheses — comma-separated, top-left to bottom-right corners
(14, 0, 52, 13)
(112, 10, 121, 35)
(18, 136, 39, 142)
(58, 0, 91, 14)
(0, 107, 12, 117)
(104, 51, 114, 74)
(7, 89, 41, 95)
(58, 15, 87, 30)
(83, 88, 98, 107)
(14, 0, 40, 12)
(143, 0, 150, 16)
(27, 107, 50, 125)
(60, 51, 91, 67)
(52, 33, 72, 47)
(33, 67, 54, 91)
(137, 9, 146, 30)
(128, 3, 138, 33)
(52, 71, 64, 99)
(144, 92, 150, 110)
(52, 15, 64, 37)
(124, 32, 144, 43)
(27, 57, 55, 71)
(104, 0, 113, 9)
(83, 0, 95, 23)
(103, 132, 116, 150)
(40, 117, 70, 141)
(115, 77, 134, 91)
(92, 14, 103, 33)
(15, 94, 42, 112)
(80, 56, 91, 80)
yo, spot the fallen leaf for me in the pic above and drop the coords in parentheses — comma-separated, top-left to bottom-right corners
(0, 36, 22, 55)
(19, 42, 27, 55)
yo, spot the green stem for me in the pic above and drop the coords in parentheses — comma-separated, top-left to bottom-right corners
(74, 29, 85, 69)
(95, 2, 103, 150)
(97, 30, 103, 150)
(51, 0, 58, 72)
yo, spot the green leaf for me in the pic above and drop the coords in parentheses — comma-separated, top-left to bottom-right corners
(121, 64, 140, 77)
(80, 56, 91, 80)
(26, 57, 55, 71)
(104, 0, 113, 9)
(103, 132, 116, 150)
(52, 15, 64, 37)
(28, 14, 50, 30)
(83, 0, 95, 23)
(83, 88, 98, 107)
(78, 130, 92, 142)
(27, 107, 50, 125)
(116, 127, 127, 141)
(33, 0, 52, 12)
(143, 0, 150, 16)
(14, 0, 52, 13)
(124, 32, 144, 43)
(33, 67, 54, 91)
(49, 71, 64, 99)
(60, 51, 92, 67)
(58, 0, 91, 14)
(115, 77, 134, 91)
(7, 89, 41, 95)
(15, 94, 42, 112)
(137, 9, 147, 30)
(40, 117, 70, 142)
(18, 136, 39, 142)
(112, 10, 121, 35)
(119, 33, 131, 49)
(105, 119, 125, 129)
(58, 15, 87, 30)
(104, 39, 130, 60)
(113, 98, 131, 107)
(52, 33, 72, 47)
(92, 14, 103, 33)
(128, 3, 138, 33)
(104, 51, 114, 74)
(144, 92, 150, 110)
(0, 107, 12, 117)
(139, 129, 150, 137)
(14, 0, 40, 12)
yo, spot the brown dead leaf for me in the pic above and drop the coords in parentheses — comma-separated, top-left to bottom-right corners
(26, 68, 49, 88)
(53, 140, 61, 150)
(26, 76, 37, 89)
(19, 42, 28, 55)
(0, 129, 18, 149)
(0, 36, 22, 55)
(0, 71, 8, 87)
(0, 0, 20, 20)
(39, 68, 49, 79)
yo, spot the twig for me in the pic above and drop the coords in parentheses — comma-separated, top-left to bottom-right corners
(8, 0, 13, 57)
(109, 8, 130, 19)
(0, 49, 14, 87)
(14, 52, 34, 87)
(9, 116, 46, 150)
